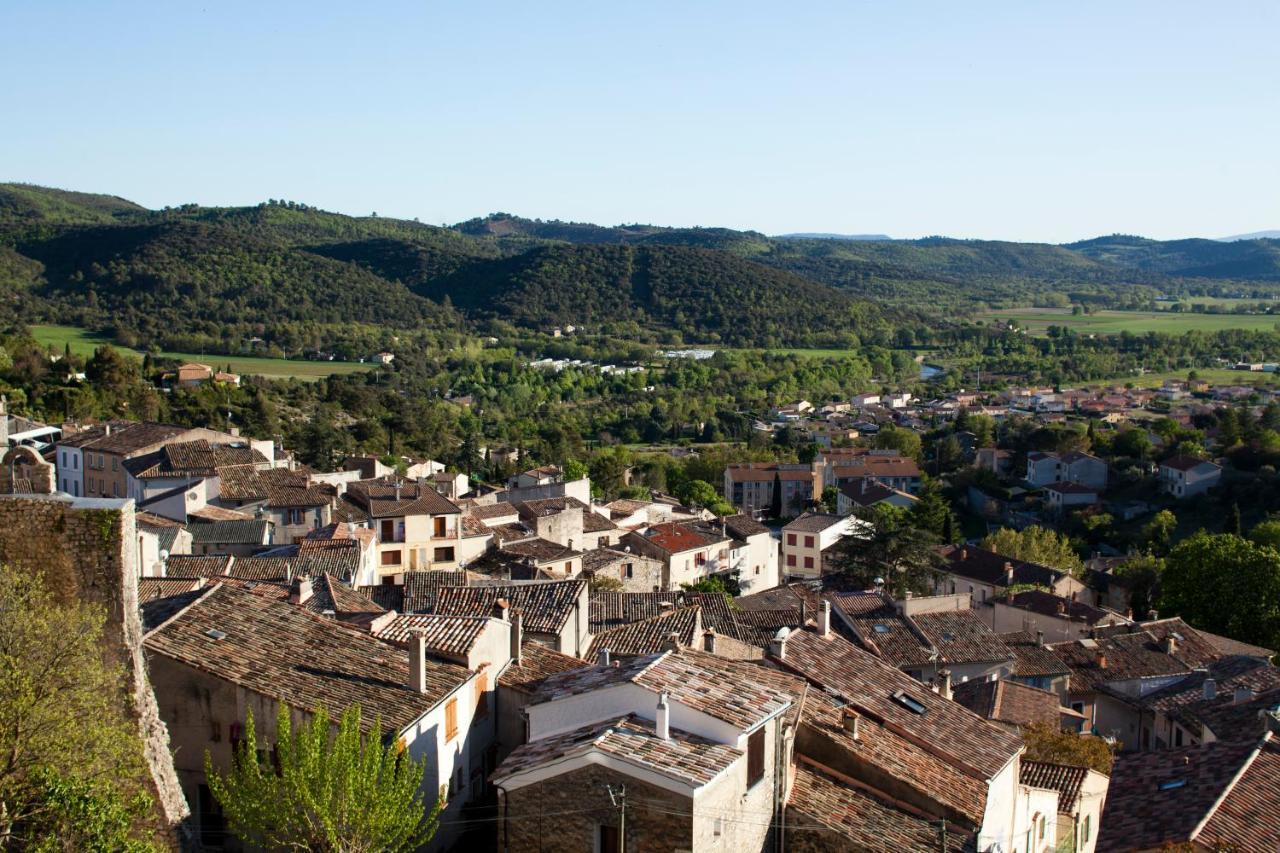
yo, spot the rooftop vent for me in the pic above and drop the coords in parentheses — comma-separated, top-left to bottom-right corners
(873, 624, 891, 634)
(205, 629, 227, 641)
(1159, 779, 1187, 791)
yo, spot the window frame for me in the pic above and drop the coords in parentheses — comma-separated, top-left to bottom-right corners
(444, 698, 458, 742)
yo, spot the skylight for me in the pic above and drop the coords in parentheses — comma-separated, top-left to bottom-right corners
(1159, 779, 1187, 791)
(891, 690, 927, 714)
(873, 624, 891, 634)
(205, 628, 227, 640)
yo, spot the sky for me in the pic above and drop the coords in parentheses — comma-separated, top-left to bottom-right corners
(2, 1, 1278, 242)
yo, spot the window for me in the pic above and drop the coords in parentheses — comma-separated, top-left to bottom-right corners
(380, 519, 396, 542)
(1071, 701, 1085, 714)
(787, 554, 796, 567)
(289, 509, 304, 525)
(598, 824, 620, 853)
(1175, 727, 1184, 747)
(1082, 815, 1091, 842)
(803, 556, 814, 569)
(746, 728, 765, 787)
(434, 516, 447, 537)
(381, 549, 402, 567)
(73, 455, 79, 469)
(623, 563, 633, 579)
(786, 533, 796, 546)
(891, 690, 927, 714)
(444, 698, 458, 741)
(804, 535, 814, 548)
(434, 547, 455, 562)
(564, 562, 572, 574)
(474, 674, 489, 718)
(112, 457, 118, 471)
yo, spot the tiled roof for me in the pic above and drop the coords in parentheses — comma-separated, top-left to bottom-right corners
(912, 611, 1013, 665)
(469, 503, 522, 521)
(1104, 618, 1222, 668)
(590, 591, 685, 633)
(345, 480, 460, 518)
(187, 519, 271, 546)
(144, 584, 470, 732)
(305, 574, 386, 621)
(187, 505, 255, 522)
(1048, 633, 1193, 694)
(722, 514, 769, 539)
(1006, 589, 1115, 624)
(938, 545, 1065, 588)
(78, 422, 189, 456)
(1097, 737, 1276, 852)
(500, 537, 580, 563)
(1122, 655, 1280, 742)
(951, 678, 1060, 728)
(1197, 628, 1275, 661)
(359, 583, 404, 612)
(138, 579, 207, 631)
(787, 760, 972, 853)
(586, 606, 702, 660)
(1160, 454, 1219, 472)
(401, 570, 470, 613)
(218, 467, 331, 507)
(1020, 760, 1090, 813)
(373, 614, 491, 658)
(774, 627, 1024, 781)
(290, 548, 360, 582)
(433, 580, 586, 635)
(833, 594, 934, 668)
(498, 640, 588, 694)
(634, 521, 727, 555)
(996, 631, 1072, 678)
(225, 556, 291, 581)
(534, 649, 800, 732)
(164, 555, 232, 578)
(731, 607, 804, 645)
(784, 513, 846, 533)
(799, 689, 989, 824)
(130, 440, 265, 478)
(516, 496, 590, 518)
(492, 715, 742, 788)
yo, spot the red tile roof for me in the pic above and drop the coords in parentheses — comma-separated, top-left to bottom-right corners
(636, 521, 727, 554)
(1020, 760, 1090, 812)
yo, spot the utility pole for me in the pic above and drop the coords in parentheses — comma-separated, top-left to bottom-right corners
(606, 783, 627, 853)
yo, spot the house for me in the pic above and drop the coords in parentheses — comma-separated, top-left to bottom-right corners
(1026, 451, 1108, 491)
(993, 589, 1130, 642)
(1096, 733, 1280, 852)
(821, 450, 923, 495)
(975, 447, 1015, 477)
(723, 462, 818, 516)
(187, 518, 273, 556)
(174, 362, 213, 387)
(343, 479, 464, 578)
(720, 514, 780, 594)
(56, 422, 236, 499)
(780, 513, 862, 579)
(1044, 481, 1101, 513)
(502, 465, 592, 504)
(374, 351, 395, 364)
(143, 583, 507, 851)
(998, 630, 1075, 695)
(432, 579, 592, 657)
(952, 678, 1067, 731)
(216, 467, 333, 544)
(1020, 761, 1110, 853)
(836, 478, 918, 514)
(516, 496, 618, 550)
(622, 522, 732, 590)
(935, 545, 1087, 606)
(1158, 455, 1222, 498)
(580, 548, 666, 592)
(491, 647, 806, 853)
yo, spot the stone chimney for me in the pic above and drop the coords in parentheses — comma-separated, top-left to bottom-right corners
(410, 633, 429, 693)
(1234, 686, 1254, 705)
(663, 632, 682, 654)
(1203, 678, 1217, 701)
(818, 600, 832, 637)
(702, 630, 716, 654)
(1097, 653, 1108, 670)
(938, 669, 953, 700)
(395, 482, 402, 501)
(655, 692, 670, 740)
(1004, 562, 1015, 586)
(1036, 630, 1045, 647)
(841, 708, 860, 739)
(770, 627, 790, 660)
(597, 648, 611, 667)
(492, 598, 510, 621)
(1148, 609, 1159, 621)
(510, 610, 523, 666)
(1163, 635, 1178, 656)
(290, 576, 313, 606)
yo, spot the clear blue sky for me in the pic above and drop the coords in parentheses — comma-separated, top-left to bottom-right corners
(3, 1, 1277, 242)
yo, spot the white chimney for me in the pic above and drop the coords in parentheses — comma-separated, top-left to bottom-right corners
(510, 610, 523, 666)
(290, 576, 313, 606)
(1203, 678, 1217, 701)
(655, 692, 670, 740)
(598, 648, 611, 667)
(1036, 630, 1045, 647)
(818, 600, 832, 637)
(410, 633, 428, 693)
(770, 627, 790, 660)
(939, 669, 953, 701)
(1004, 562, 1015, 586)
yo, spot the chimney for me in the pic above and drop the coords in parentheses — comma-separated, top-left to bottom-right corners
(770, 627, 790, 660)
(799, 599, 807, 627)
(510, 610, 523, 666)
(492, 598, 510, 621)
(663, 632, 682, 654)
(104, 423, 112, 436)
(1234, 686, 1254, 704)
(1097, 653, 1108, 670)
(1004, 562, 1015, 586)
(841, 708, 860, 739)
(655, 692, 670, 740)
(290, 576, 313, 606)
(1057, 600, 1067, 615)
(818, 600, 832, 637)
(395, 482, 402, 501)
(1148, 609, 1159, 621)
(1203, 678, 1217, 701)
(1163, 635, 1178, 656)
(959, 547, 967, 560)
(938, 669, 953, 701)
(703, 630, 716, 654)
(410, 633, 428, 693)
(597, 648, 611, 667)
(1036, 630, 1045, 647)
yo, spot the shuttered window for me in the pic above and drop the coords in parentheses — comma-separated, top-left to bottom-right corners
(747, 728, 765, 787)
(445, 698, 458, 741)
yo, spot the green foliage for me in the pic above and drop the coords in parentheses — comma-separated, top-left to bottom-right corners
(1020, 723, 1116, 774)
(562, 459, 589, 481)
(1248, 519, 1280, 551)
(206, 704, 441, 853)
(981, 526, 1084, 576)
(1114, 554, 1165, 619)
(829, 505, 943, 598)
(1143, 510, 1178, 556)
(873, 423, 922, 461)
(1161, 532, 1280, 650)
(910, 482, 954, 540)
(820, 486, 840, 514)
(0, 565, 153, 848)
(681, 574, 739, 598)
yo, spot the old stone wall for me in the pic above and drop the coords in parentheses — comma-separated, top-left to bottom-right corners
(0, 495, 191, 848)
(0, 446, 55, 494)
(498, 764, 692, 853)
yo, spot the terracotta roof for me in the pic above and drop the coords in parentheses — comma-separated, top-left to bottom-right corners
(187, 505, 255, 522)
(130, 440, 266, 478)
(722, 514, 769, 539)
(996, 631, 1072, 678)
(1020, 760, 1090, 813)
(1120, 655, 1280, 742)
(144, 584, 470, 733)
(1006, 589, 1116, 625)
(938, 544, 1065, 588)
(912, 611, 1013, 665)
(1097, 617, 1222, 668)
(74, 422, 189, 456)
(469, 503, 522, 521)
(402, 570, 470, 613)
(359, 583, 404, 612)
(304, 574, 386, 621)
(218, 467, 331, 507)
(1097, 736, 1278, 852)
(951, 678, 1061, 728)
(1160, 454, 1220, 472)
(187, 519, 271, 546)
(590, 591, 685, 633)
(492, 715, 742, 788)
(290, 548, 360, 582)
(787, 760, 972, 853)
(1048, 633, 1193, 694)
(345, 480, 460, 518)
(373, 614, 492, 659)
(634, 521, 727, 555)
(497, 640, 588, 694)
(433, 580, 586, 635)
(783, 512, 846, 534)
(164, 555, 232, 578)
(500, 537, 581, 563)
(534, 648, 800, 731)
(1197, 629, 1275, 661)
(774, 627, 1024, 781)
(586, 606, 702, 660)
(225, 556, 291, 581)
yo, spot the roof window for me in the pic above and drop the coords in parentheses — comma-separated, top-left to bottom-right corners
(891, 690, 927, 714)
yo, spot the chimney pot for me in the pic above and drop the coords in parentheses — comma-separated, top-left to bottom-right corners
(818, 600, 832, 637)
(1163, 635, 1178, 655)
(598, 648, 611, 667)
(409, 633, 428, 693)
(703, 630, 716, 654)
(841, 709, 860, 739)
(510, 610, 523, 666)
(770, 627, 790, 660)
(290, 576, 313, 606)
(1097, 653, 1108, 670)
(939, 669, 953, 701)
(1203, 678, 1217, 701)
(655, 692, 670, 740)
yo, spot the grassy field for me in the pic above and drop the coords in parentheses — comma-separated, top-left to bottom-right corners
(30, 325, 375, 381)
(987, 308, 1280, 336)
(1121, 368, 1278, 389)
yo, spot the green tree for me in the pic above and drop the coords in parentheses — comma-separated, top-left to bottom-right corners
(1249, 520, 1280, 551)
(0, 566, 153, 849)
(981, 525, 1083, 576)
(1143, 509, 1178, 556)
(1114, 553, 1165, 619)
(910, 482, 954, 539)
(769, 471, 783, 519)
(828, 505, 944, 598)
(1111, 428, 1152, 460)
(1228, 502, 1243, 537)
(206, 704, 441, 853)
(1162, 532, 1280, 650)
(820, 486, 839, 514)
(873, 424, 922, 461)
(563, 459, 589, 481)
(1021, 723, 1116, 774)
(678, 479, 719, 509)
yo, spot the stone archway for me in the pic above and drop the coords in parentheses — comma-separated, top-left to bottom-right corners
(1, 445, 55, 494)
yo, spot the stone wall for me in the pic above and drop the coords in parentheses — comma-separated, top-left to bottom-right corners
(0, 446, 55, 494)
(498, 764, 692, 852)
(0, 495, 191, 848)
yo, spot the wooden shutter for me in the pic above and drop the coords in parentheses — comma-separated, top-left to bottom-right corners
(445, 698, 458, 741)
(747, 728, 765, 786)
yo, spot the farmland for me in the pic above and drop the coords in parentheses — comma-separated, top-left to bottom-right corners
(986, 308, 1280, 336)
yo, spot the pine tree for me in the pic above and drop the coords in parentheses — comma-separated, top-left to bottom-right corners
(1229, 502, 1243, 538)
(769, 471, 783, 519)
